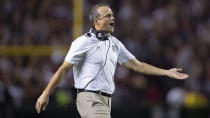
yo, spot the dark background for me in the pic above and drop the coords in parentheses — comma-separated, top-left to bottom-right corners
(0, 0, 210, 118)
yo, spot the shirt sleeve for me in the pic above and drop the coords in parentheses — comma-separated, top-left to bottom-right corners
(65, 36, 88, 65)
(117, 41, 135, 65)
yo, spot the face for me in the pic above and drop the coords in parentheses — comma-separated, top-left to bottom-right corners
(94, 6, 115, 32)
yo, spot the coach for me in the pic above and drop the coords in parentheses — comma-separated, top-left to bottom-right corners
(35, 3, 188, 118)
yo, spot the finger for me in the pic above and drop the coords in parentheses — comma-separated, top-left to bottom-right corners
(37, 102, 40, 114)
(179, 74, 189, 79)
(35, 101, 39, 113)
(176, 68, 182, 72)
(172, 72, 188, 79)
(183, 74, 189, 79)
(38, 102, 42, 114)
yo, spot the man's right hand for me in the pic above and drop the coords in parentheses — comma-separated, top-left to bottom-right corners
(35, 61, 73, 114)
(35, 93, 49, 114)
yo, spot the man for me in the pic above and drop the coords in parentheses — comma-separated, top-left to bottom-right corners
(35, 4, 189, 118)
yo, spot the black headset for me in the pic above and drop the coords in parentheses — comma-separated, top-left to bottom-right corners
(87, 27, 109, 41)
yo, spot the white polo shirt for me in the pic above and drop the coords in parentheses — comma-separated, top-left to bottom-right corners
(65, 32, 135, 94)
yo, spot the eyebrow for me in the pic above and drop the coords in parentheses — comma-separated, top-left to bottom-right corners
(103, 12, 113, 17)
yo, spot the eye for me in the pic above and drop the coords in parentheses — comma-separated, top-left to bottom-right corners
(105, 14, 112, 18)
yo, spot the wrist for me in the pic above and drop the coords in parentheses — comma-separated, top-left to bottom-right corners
(163, 69, 170, 76)
(42, 90, 50, 97)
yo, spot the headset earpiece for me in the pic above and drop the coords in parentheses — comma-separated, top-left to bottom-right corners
(90, 27, 109, 41)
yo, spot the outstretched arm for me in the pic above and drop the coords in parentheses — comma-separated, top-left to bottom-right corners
(35, 61, 73, 114)
(123, 58, 189, 79)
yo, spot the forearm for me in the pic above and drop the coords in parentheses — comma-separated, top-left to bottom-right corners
(124, 59, 188, 79)
(124, 59, 168, 76)
(43, 66, 69, 96)
(135, 62, 168, 76)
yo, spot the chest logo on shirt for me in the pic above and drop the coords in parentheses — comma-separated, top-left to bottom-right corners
(112, 45, 117, 53)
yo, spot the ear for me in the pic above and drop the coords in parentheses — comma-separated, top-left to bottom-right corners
(94, 19, 99, 26)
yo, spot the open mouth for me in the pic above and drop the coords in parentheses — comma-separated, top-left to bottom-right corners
(110, 22, 114, 27)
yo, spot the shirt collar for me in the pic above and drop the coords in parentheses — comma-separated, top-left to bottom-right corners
(88, 28, 111, 38)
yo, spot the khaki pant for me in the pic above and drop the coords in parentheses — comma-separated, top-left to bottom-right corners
(76, 92, 111, 118)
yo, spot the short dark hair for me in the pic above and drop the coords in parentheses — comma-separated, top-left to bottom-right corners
(89, 3, 110, 26)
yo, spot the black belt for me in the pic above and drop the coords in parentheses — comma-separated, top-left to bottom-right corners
(76, 89, 112, 97)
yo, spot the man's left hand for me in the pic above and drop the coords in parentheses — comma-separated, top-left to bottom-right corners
(166, 68, 189, 79)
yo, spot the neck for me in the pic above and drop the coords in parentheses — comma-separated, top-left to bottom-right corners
(93, 26, 110, 34)
(94, 25, 101, 31)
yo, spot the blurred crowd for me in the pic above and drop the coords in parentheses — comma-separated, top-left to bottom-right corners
(1, 0, 210, 118)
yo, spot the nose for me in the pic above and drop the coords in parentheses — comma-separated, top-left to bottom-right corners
(111, 15, 115, 20)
